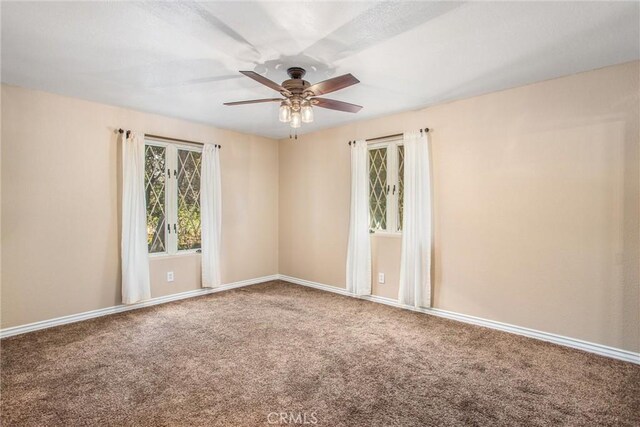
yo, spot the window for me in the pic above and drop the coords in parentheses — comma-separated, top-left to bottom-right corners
(176, 149, 202, 251)
(368, 139, 404, 233)
(145, 144, 167, 253)
(145, 140, 202, 255)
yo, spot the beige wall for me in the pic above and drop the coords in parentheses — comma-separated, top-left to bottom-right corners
(279, 61, 640, 352)
(2, 62, 638, 353)
(1, 85, 279, 328)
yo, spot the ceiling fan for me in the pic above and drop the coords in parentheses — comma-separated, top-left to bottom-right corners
(224, 67, 362, 129)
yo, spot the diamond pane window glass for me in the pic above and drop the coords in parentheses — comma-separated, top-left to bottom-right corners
(177, 149, 202, 251)
(145, 145, 167, 253)
(369, 147, 387, 230)
(398, 144, 404, 231)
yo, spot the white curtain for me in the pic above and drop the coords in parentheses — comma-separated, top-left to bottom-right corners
(121, 131, 151, 304)
(201, 143, 222, 288)
(346, 140, 371, 295)
(398, 131, 432, 308)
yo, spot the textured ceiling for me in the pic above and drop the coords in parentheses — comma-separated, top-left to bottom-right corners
(2, 1, 638, 139)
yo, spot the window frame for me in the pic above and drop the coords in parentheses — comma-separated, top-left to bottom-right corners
(368, 137, 403, 237)
(145, 138, 203, 258)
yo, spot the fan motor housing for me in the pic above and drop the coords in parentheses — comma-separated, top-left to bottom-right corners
(282, 67, 311, 96)
(282, 78, 310, 95)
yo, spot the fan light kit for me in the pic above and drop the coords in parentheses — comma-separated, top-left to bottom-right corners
(279, 100, 313, 127)
(224, 67, 362, 133)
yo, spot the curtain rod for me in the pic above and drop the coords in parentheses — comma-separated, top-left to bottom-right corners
(117, 129, 221, 148)
(348, 128, 430, 145)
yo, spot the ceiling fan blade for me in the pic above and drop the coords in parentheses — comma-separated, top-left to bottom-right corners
(312, 98, 362, 113)
(307, 74, 360, 96)
(240, 71, 291, 95)
(224, 98, 283, 106)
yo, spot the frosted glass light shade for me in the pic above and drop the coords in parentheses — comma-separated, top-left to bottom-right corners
(279, 104, 291, 122)
(301, 104, 314, 123)
(290, 111, 301, 128)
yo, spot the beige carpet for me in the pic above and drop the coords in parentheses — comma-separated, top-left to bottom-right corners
(1, 281, 639, 426)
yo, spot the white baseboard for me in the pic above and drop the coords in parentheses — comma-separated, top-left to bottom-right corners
(278, 274, 640, 365)
(4, 273, 638, 365)
(0, 275, 279, 339)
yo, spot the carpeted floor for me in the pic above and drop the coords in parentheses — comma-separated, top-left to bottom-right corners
(1, 281, 639, 426)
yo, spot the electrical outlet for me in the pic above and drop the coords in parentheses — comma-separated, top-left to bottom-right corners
(378, 273, 385, 284)
(167, 271, 174, 282)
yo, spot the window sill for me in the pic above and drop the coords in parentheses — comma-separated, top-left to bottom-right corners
(149, 251, 201, 260)
(370, 232, 402, 238)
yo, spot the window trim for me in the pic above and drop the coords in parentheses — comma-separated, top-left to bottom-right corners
(145, 138, 203, 258)
(368, 137, 403, 236)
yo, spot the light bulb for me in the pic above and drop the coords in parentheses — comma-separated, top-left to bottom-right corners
(301, 103, 314, 123)
(290, 111, 301, 128)
(279, 103, 291, 122)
